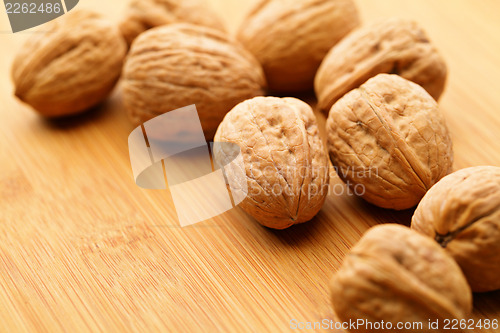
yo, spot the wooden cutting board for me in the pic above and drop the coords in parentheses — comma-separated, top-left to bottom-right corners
(1, 0, 499, 332)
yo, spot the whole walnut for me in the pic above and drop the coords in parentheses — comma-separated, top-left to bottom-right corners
(326, 74, 453, 210)
(213, 96, 330, 229)
(11, 10, 126, 117)
(412, 166, 500, 292)
(315, 18, 447, 113)
(121, 24, 267, 139)
(119, 0, 225, 46)
(331, 224, 472, 333)
(236, 0, 360, 93)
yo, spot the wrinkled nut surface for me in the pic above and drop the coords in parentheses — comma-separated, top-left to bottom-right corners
(214, 96, 330, 229)
(236, 0, 360, 93)
(121, 24, 266, 139)
(11, 10, 126, 117)
(412, 166, 500, 292)
(119, 0, 225, 46)
(315, 18, 447, 113)
(331, 224, 472, 333)
(326, 74, 453, 210)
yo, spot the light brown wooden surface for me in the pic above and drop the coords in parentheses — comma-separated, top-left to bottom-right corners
(1, 0, 500, 332)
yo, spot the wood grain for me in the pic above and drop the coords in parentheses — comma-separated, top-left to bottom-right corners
(1, 0, 500, 332)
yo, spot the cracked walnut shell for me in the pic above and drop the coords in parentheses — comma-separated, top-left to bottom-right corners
(121, 24, 266, 139)
(214, 96, 330, 229)
(326, 74, 453, 210)
(236, 0, 360, 92)
(412, 166, 500, 292)
(315, 18, 447, 113)
(331, 224, 472, 333)
(11, 10, 126, 117)
(119, 0, 225, 46)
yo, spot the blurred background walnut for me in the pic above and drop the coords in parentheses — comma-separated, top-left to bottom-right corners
(11, 10, 126, 117)
(412, 166, 500, 292)
(236, 0, 360, 93)
(121, 24, 266, 139)
(326, 74, 453, 210)
(315, 18, 447, 113)
(119, 0, 225, 47)
(214, 96, 330, 229)
(331, 224, 472, 333)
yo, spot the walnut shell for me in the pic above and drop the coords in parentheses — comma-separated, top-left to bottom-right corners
(121, 24, 267, 139)
(236, 0, 360, 93)
(411, 166, 500, 292)
(326, 74, 453, 210)
(11, 10, 126, 117)
(119, 0, 225, 46)
(331, 224, 472, 333)
(315, 18, 447, 113)
(214, 96, 330, 229)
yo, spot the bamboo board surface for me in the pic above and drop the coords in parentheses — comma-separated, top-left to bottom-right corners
(1, 0, 500, 332)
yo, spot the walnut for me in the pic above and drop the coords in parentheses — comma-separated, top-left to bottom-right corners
(119, 0, 225, 46)
(325, 74, 453, 210)
(315, 18, 447, 113)
(11, 10, 126, 117)
(412, 166, 500, 292)
(236, 0, 360, 93)
(213, 96, 330, 229)
(331, 224, 472, 333)
(121, 23, 266, 139)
